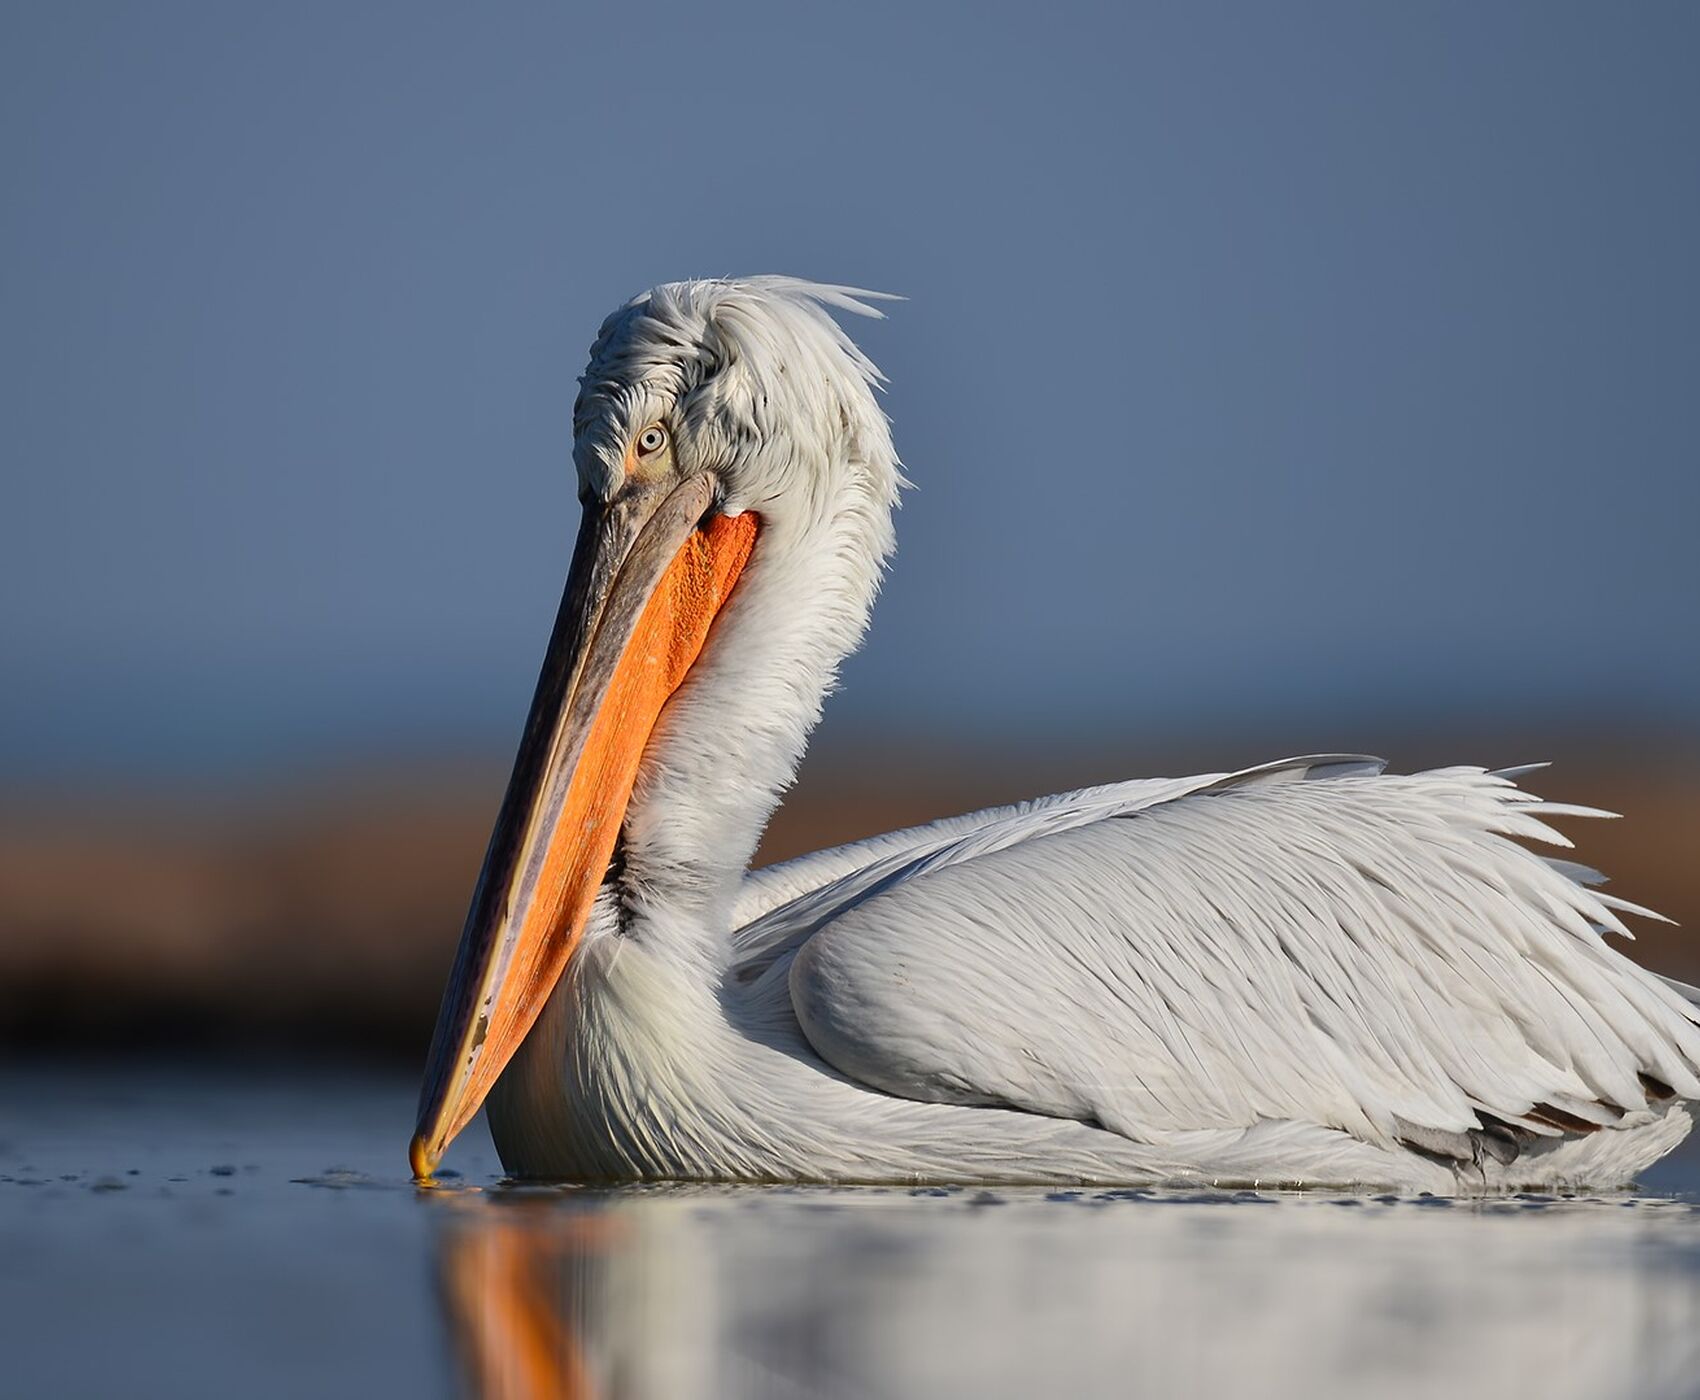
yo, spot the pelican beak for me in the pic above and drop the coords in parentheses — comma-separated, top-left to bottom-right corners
(410, 471, 758, 1179)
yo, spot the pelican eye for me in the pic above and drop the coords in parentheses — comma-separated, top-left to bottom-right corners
(636, 425, 668, 457)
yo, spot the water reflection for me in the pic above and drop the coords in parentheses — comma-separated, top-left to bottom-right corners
(433, 1187, 1700, 1400)
(13, 1071, 1700, 1397)
(437, 1207, 607, 1398)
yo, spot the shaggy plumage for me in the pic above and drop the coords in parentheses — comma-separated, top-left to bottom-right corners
(485, 277, 1697, 1191)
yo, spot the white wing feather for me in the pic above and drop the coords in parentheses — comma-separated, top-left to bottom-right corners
(735, 779, 1206, 929)
(777, 762, 1700, 1163)
(736, 757, 1383, 974)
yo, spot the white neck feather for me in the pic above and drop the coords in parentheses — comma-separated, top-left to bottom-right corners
(611, 426, 897, 970)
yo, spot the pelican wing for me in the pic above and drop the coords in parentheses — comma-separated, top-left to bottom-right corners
(779, 761, 1700, 1163)
(735, 773, 1268, 928)
(736, 757, 1384, 976)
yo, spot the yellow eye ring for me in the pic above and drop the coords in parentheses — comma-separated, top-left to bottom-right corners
(636, 425, 668, 457)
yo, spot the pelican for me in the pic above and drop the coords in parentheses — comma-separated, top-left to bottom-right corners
(412, 276, 1700, 1192)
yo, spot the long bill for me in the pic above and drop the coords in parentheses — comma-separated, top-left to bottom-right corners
(410, 472, 758, 1179)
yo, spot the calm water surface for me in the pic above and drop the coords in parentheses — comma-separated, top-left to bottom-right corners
(6, 1065, 1700, 1399)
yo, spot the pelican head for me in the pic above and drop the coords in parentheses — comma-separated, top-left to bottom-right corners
(411, 277, 903, 1176)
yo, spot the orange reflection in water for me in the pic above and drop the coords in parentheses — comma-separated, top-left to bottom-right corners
(436, 1200, 622, 1400)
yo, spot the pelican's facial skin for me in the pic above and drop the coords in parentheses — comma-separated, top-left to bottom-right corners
(412, 278, 899, 1178)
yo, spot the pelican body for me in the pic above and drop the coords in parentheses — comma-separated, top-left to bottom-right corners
(412, 278, 1700, 1192)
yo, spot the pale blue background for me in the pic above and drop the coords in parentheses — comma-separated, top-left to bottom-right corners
(4, 2, 1696, 776)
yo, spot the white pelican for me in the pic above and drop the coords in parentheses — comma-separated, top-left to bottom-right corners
(412, 276, 1700, 1192)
